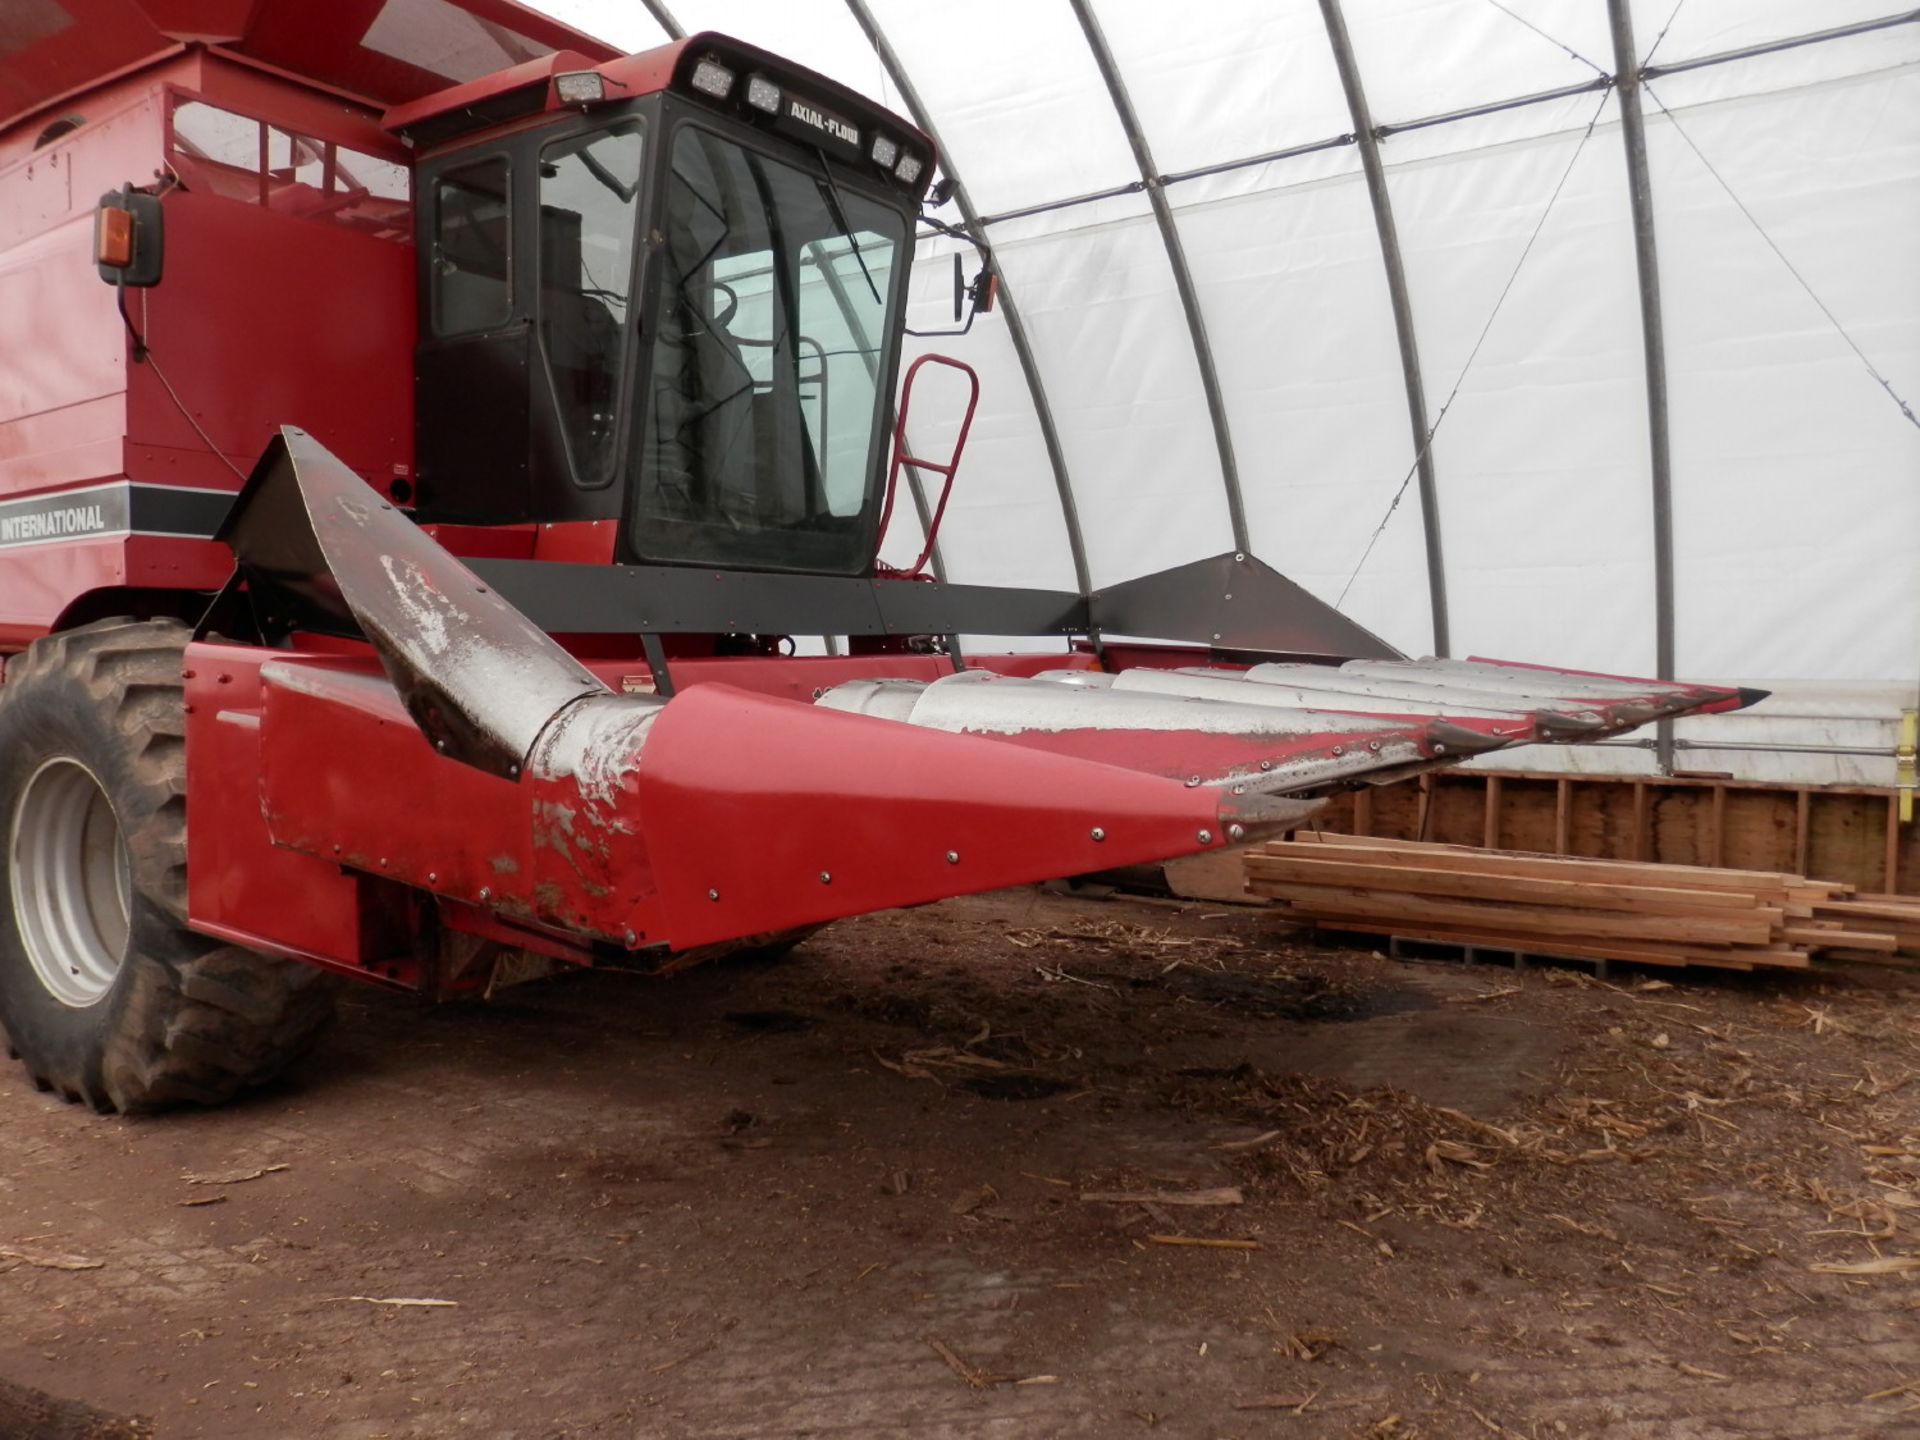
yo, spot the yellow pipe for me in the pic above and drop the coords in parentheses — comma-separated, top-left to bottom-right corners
(1898, 708, 1916, 824)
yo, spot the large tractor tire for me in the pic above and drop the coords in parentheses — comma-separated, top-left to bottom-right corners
(0, 619, 333, 1113)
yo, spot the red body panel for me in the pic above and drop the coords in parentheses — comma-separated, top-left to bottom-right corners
(0, 0, 617, 137)
(0, 49, 415, 650)
(184, 645, 414, 980)
(238, 650, 1258, 956)
(533, 520, 619, 566)
(0, 91, 154, 498)
(380, 49, 601, 135)
(251, 656, 535, 923)
(627, 687, 1239, 949)
(130, 185, 413, 488)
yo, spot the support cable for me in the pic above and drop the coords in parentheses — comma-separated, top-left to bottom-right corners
(1482, 0, 1612, 78)
(1644, 84, 1920, 434)
(1336, 90, 1611, 609)
(1641, 0, 1689, 69)
(1643, 8, 1920, 81)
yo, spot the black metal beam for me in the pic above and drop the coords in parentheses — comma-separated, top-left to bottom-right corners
(1090, 552, 1402, 660)
(1376, 75, 1612, 139)
(842, 0, 1094, 598)
(1607, 0, 1677, 774)
(974, 134, 1357, 230)
(469, 558, 1087, 639)
(467, 551, 1398, 659)
(1318, 0, 1450, 659)
(1068, 0, 1250, 556)
(1643, 8, 1920, 79)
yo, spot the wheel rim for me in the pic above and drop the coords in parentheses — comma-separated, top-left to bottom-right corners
(9, 758, 131, 1008)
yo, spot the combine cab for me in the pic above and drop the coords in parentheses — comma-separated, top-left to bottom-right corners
(0, 2, 1758, 1111)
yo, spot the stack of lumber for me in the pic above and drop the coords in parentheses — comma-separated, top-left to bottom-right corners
(1244, 832, 1918, 973)
(1807, 893, 1920, 965)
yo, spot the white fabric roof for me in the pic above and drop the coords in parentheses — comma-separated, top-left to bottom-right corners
(530, 0, 1920, 689)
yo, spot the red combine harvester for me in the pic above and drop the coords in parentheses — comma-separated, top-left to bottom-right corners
(0, 1, 1758, 1112)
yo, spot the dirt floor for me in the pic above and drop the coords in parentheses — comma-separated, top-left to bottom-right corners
(2, 888, 1918, 1440)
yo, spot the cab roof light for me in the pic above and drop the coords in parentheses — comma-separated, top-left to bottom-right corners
(870, 134, 899, 170)
(689, 58, 735, 99)
(894, 153, 924, 186)
(745, 75, 782, 114)
(554, 70, 607, 106)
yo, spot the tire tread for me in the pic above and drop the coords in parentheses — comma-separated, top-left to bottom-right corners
(0, 620, 335, 1114)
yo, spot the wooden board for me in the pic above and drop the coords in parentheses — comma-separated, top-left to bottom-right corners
(1785, 926, 1899, 953)
(1281, 911, 1795, 971)
(1280, 834, 1842, 902)
(1248, 882, 1779, 946)
(1239, 831, 1913, 973)
(1245, 854, 1784, 918)
(1162, 848, 1262, 905)
(1812, 898, 1920, 925)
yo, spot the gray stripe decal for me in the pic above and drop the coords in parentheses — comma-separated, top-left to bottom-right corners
(0, 484, 233, 548)
(130, 484, 234, 538)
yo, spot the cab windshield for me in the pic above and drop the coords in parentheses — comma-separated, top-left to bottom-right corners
(635, 125, 908, 574)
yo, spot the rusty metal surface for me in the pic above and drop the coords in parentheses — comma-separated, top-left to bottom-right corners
(1235, 663, 1660, 731)
(221, 427, 607, 778)
(817, 655, 1759, 806)
(819, 670, 1445, 796)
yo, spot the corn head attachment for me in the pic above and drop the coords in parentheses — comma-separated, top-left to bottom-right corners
(193, 430, 1760, 978)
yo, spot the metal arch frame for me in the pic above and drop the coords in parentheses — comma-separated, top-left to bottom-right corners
(1066, 0, 1250, 557)
(842, 0, 1092, 597)
(1317, 0, 1450, 659)
(623, 0, 1917, 651)
(1607, 0, 1677, 774)
(958, 15, 1918, 227)
(637, 0, 683, 41)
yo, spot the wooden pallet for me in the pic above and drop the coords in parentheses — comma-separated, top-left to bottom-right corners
(1244, 832, 1917, 973)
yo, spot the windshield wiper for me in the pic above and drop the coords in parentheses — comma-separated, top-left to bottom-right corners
(812, 147, 883, 308)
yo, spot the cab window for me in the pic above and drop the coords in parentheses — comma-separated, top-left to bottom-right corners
(431, 156, 512, 336)
(537, 124, 644, 487)
(169, 99, 409, 241)
(635, 124, 907, 574)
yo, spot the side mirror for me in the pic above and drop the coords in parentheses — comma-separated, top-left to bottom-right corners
(948, 253, 998, 325)
(94, 186, 164, 288)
